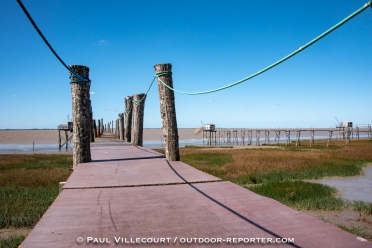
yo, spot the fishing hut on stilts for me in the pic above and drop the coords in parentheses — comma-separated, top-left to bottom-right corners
(58, 122, 73, 151)
(203, 124, 217, 146)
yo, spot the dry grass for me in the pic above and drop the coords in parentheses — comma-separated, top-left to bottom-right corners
(0, 168, 71, 188)
(174, 139, 372, 184)
(0, 154, 72, 170)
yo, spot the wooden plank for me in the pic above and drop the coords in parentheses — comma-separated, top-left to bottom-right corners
(63, 157, 221, 189)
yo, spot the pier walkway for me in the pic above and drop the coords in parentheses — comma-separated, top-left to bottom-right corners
(21, 133, 370, 247)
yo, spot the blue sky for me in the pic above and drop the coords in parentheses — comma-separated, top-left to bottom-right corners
(1, 0, 371, 129)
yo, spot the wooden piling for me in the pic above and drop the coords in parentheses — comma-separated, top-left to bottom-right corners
(255, 130, 260, 146)
(248, 129, 252, 145)
(58, 129, 61, 151)
(93, 119, 97, 138)
(116, 120, 119, 138)
(275, 130, 280, 146)
(65, 131, 68, 150)
(100, 118, 104, 135)
(118, 113, 124, 140)
(124, 96, 133, 142)
(117, 120, 120, 138)
(154, 63, 179, 161)
(97, 119, 101, 137)
(327, 130, 333, 148)
(89, 100, 94, 143)
(296, 129, 301, 146)
(310, 128, 315, 147)
(131, 93, 146, 146)
(69, 65, 91, 167)
(285, 130, 290, 146)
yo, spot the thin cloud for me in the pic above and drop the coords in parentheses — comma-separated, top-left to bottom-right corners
(11, 94, 17, 97)
(208, 100, 213, 103)
(93, 39, 110, 46)
(90, 92, 95, 95)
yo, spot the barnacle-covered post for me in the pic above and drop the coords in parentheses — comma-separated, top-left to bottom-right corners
(97, 119, 101, 137)
(124, 96, 133, 142)
(131, 94, 146, 146)
(69, 65, 91, 167)
(89, 100, 94, 143)
(154, 63, 179, 161)
(93, 119, 97, 138)
(118, 113, 124, 140)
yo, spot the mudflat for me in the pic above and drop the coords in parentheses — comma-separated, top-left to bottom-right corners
(0, 129, 201, 145)
(0, 130, 59, 145)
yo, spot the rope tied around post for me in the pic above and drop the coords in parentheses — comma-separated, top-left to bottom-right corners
(69, 70, 91, 85)
(16, 0, 91, 85)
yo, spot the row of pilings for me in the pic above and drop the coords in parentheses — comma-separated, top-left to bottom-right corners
(202, 126, 372, 147)
(69, 63, 179, 168)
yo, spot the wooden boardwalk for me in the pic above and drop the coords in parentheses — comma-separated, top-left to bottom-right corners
(21, 133, 370, 247)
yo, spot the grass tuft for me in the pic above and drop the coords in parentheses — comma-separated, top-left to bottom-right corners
(180, 152, 233, 178)
(351, 201, 372, 215)
(0, 235, 25, 248)
(247, 181, 344, 211)
(337, 224, 372, 240)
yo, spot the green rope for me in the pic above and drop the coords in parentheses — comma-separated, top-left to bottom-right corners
(132, 77, 157, 105)
(128, 72, 173, 114)
(131, 71, 173, 108)
(156, 2, 370, 95)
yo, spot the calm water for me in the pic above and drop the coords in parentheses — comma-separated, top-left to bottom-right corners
(312, 165, 372, 203)
(0, 129, 369, 153)
(0, 144, 71, 154)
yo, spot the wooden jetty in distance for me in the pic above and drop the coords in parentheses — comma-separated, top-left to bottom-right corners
(203, 126, 372, 147)
(21, 132, 371, 247)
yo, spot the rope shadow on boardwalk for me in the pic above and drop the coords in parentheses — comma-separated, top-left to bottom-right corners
(165, 160, 301, 248)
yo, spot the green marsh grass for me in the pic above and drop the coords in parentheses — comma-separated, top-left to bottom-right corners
(247, 181, 344, 211)
(351, 201, 372, 215)
(337, 225, 372, 240)
(0, 235, 25, 248)
(0, 154, 72, 229)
